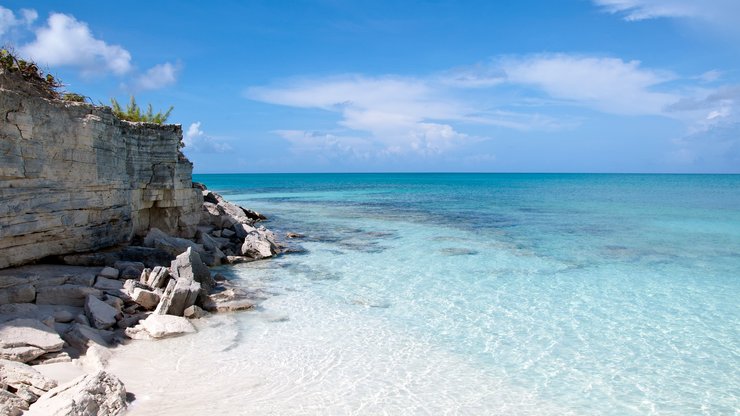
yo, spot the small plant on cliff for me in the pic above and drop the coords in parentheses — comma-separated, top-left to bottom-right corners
(62, 92, 87, 102)
(110, 96, 174, 124)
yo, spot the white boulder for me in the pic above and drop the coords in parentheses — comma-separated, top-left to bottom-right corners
(28, 370, 127, 416)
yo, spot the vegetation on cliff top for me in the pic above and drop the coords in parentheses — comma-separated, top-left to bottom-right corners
(1, 47, 62, 98)
(2, 46, 174, 125)
(110, 96, 174, 124)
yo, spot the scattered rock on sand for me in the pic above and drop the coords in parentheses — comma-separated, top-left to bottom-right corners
(183, 305, 207, 319)
(61, 324, 111, 354)
(118, 267, 140, 280)
(145, 266, 170, 289)
(1, 388, 27, 415)
(97, 267, 119, 279)
(0, 284, 35, 305)
(170, 247, 214, 290)
(154, 278, 200, 316)
(112, 261, 145, 273)
(131, 288, 160, 310)
(0, 359, 57, 409)
(0, 319, 64, 363)
(201, 288, 256, 313)
(93, 276, 123, 291)
(125, 314, 196, 340)
(84, 296, 120, 330)
(28, 370, 127, 416)
(35, 285, 102, 307)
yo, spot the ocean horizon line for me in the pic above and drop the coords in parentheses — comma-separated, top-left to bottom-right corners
(193, 171, 740, 176)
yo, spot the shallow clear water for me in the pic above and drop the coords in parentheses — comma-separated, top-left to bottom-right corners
(112, 174, 740, 415)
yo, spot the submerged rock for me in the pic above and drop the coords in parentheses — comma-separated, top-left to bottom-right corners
(201, 288, 255, 313)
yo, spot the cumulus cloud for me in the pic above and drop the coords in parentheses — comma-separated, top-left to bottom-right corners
(21, 12, 132, 75)
(3, 8, 179, 89)
(183, 122, 232, 153)
(134, 62, 180, 91)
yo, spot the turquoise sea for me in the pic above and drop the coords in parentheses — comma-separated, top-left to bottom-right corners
(119, 173, 740, 415)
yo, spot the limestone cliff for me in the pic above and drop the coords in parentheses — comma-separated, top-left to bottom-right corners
(0, 84, 202, 269)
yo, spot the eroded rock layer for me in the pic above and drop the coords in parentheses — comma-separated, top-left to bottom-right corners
(0, 86, 202, 268)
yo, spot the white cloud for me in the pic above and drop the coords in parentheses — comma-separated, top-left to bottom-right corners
(134, 62, 180, 91)
(593, 0, 702, 20)
(183, 122, 232, 153)
(0, 7, 15, 36)
(0, 6, 37, 36)
(665, 85, 740, 132)
(185, 122, 203, 141)
(499, 54, 678, 115)
(592, 0, 740, 33)
(21, 13, 132, 75)
(249, 75, 475, 156)
(275, 130, 376, 160)
(248, 53, 740, 162)
(19, 9, 37, 25)
(667, 122, 740, 171)
(698, 70, 722, 83)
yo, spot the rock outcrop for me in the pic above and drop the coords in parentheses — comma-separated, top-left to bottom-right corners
(0, 82, 202, 269)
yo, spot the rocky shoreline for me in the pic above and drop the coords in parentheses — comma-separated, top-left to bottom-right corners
(0, 185, 286, 415)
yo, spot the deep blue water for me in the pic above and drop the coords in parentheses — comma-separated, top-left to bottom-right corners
(191, 173, 739, 415)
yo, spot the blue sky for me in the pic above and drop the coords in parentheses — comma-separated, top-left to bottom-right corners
(1, 0, 739, 173)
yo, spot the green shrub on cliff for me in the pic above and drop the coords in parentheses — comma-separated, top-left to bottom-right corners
(110, 96, 174, 124)
(62, 93, 87, 102)
(0, 47, 62, 97)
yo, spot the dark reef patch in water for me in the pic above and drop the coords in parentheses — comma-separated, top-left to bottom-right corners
(439, 247, 479, 256)
(284, 263, 343, 281)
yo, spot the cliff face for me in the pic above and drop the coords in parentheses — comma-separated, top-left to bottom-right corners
(0, 86, 202, 269)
